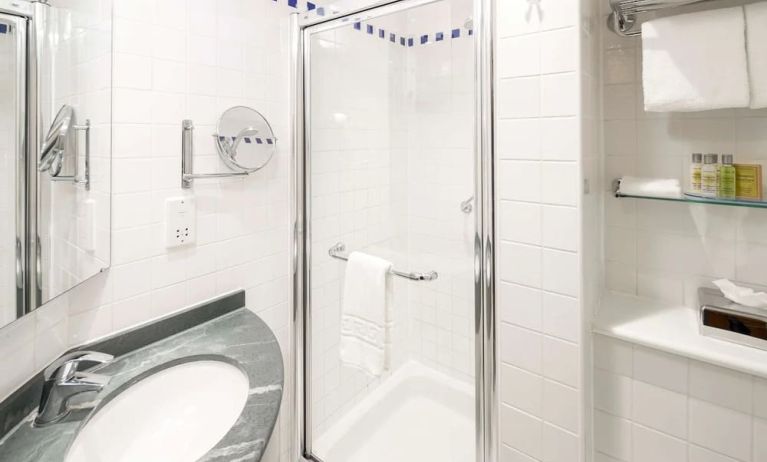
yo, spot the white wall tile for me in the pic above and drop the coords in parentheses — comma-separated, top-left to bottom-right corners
(632, 380, 688, 439)
(754, 418, 767, 462)
(688, 446, 741, 462)
(501, 404, 543, 460)
(632, 346, 688, 394)
(501, 323, 543, 375)
(501, 363, 543, 416)
(498, 77, 541, 119)
(595, 410, 632, 461)
(542, 423, 579, 462)
(499, 201, 542, 246)
(540, 117, 579, 161)
(542, 249, 579, 297)
(542, 292, 579, 343)
(540, 162, 578, 206)
(541, 73, 578, 117)
(498, 160, 542, 203)
(594, 368, 632, 418)
(498, 35, 540, 79)
(499, 282, 543, 331)
(541, 206, 578, 252)
(497, 119, 541, 160)
(689, 361, 753, 414)
(499, 242, 542, 288)
(688, 399, 752, 462)
(631, 424, 687, 462)
(594, 335, 633, 377)
(754, 377, 767, 419)
(542, 336, 579, 387)
(543, 380, 579, 432)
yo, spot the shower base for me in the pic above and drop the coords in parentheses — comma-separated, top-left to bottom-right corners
(313, 361, 475, 462)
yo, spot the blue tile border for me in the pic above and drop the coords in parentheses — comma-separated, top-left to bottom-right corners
(279, 0, 473, 47)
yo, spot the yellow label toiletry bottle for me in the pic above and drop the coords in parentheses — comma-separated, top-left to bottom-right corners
(690, 153, 702, 193)
(720, 154, 736, 199)
(701, 154, 718, 197)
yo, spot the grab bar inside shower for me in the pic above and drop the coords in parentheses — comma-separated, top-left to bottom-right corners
(328, 242, 438, 282)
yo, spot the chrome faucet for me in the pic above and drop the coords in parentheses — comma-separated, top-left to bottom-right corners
(35, 351, 114, 426)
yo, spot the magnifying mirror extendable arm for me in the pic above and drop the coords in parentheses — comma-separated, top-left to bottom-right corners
(181, 107, 277, 189)
(181, 120, 248, 189)
(40, 106, 91, 190)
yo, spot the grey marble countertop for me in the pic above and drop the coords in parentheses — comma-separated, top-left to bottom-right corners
(0, 307, 284, 462)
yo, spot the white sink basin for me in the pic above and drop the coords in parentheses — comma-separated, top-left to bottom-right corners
(65, 359, 249, 462)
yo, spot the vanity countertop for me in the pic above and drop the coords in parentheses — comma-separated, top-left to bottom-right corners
(0, 306, 284, 462)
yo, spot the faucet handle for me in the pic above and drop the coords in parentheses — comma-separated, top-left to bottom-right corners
(44, 351, 114, 382)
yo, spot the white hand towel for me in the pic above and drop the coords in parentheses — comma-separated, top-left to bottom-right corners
(641, 7, 750, 112)
(617, 176, 682, 199)
(746, 2, 767, 108)
(340, 251, 393, 377)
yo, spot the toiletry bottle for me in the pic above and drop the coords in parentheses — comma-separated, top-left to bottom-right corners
(690, 153, 702, 193)
(720, 154, 736, 199)
(701, 154, 719, 197)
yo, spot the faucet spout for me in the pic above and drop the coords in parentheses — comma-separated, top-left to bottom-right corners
(35, 351, 114, 426)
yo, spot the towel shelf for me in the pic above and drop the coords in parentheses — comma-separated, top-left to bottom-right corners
(608, 0, 715, 36)
(328, 242, 439, 282)
(613, 178, 767, 209)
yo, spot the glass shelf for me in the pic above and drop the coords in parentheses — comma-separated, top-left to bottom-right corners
(615, 192, 767, 209)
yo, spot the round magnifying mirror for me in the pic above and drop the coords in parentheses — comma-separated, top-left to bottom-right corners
(39, 105, 75, 176)
(215, 106, 277, 173)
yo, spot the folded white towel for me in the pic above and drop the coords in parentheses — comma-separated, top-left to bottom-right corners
(641, 7, 750, 112)
(339, 251, 393, 376)
(746, 2, 767, 108)
(618, 176, 682, 199)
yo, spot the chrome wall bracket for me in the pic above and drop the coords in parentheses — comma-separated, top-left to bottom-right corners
(181, 119, 248, 189)
(48, 119, 91, 190)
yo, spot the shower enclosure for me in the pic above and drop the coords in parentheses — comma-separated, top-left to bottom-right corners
(293, 0, 494, 460)
(0, 6, 27, 322)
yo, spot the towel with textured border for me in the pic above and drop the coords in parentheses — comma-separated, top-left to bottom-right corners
(339, 251, 393, 376)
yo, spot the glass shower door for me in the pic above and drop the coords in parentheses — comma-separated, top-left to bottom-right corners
(299, 0, 481, 460)
(0, 14, 25, 324)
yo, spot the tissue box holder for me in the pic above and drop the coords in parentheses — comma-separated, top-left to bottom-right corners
(699, 287, 767, 351)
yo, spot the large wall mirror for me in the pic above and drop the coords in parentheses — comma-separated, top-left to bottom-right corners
(0, 0, 111, 328)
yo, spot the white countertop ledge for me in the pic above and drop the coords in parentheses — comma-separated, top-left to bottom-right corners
(593, 292, 767, 379)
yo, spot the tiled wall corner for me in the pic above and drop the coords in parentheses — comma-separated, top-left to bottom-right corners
(496, 0, 585, 460)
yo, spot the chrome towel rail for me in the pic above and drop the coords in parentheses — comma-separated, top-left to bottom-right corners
(328, 242, 438, 282)
(608, 0, 713, 36)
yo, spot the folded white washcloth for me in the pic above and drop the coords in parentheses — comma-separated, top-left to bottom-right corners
(617, 176, 682, 199)
(339, 251, 393, 377)
(642, 6, 750, 112)
(713, 279, 767, 308)
(746, 2, 767, 109)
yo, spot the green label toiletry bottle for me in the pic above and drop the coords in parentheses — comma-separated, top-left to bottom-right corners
(701, 154, 718, 197)
(720, 154, 736, 199)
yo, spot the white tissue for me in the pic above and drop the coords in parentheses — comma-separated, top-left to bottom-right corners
(713, 279, 767, 308)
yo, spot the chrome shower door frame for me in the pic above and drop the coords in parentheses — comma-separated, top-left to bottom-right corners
(0, 4, 31, 319)
(291, 0, 496, 459)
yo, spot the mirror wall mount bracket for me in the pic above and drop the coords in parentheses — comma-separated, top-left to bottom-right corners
(181, 119, 248, 189)
(48, 119, 91, 190)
